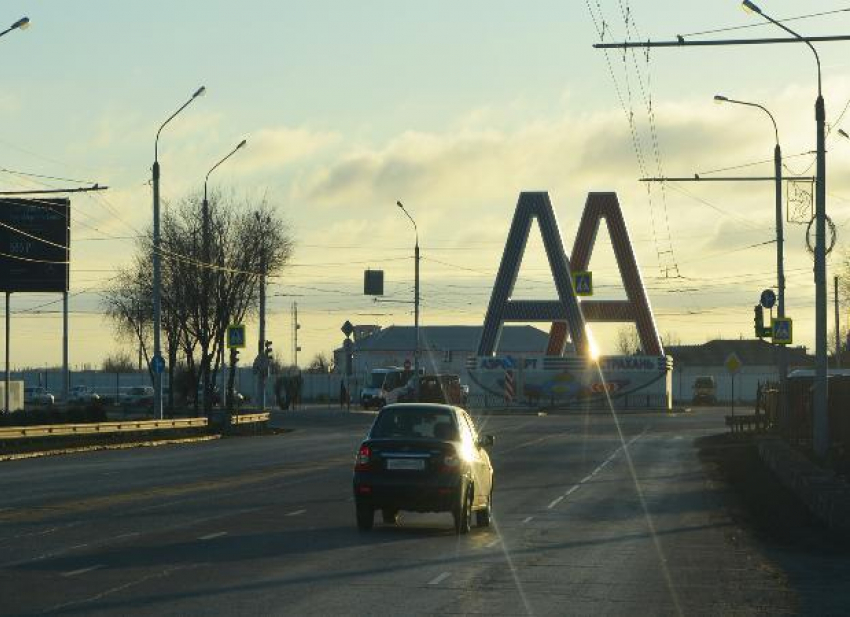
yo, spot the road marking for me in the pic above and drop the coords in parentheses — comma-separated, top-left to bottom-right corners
(286, 509, 307, 517)
(112, 532, 140, 541)
(62, 564, 103, 577)
(580, 474, 593, 484)
(485, 539, 501, 548)
(428, 572, 451, 586)
(547, 495, 564, 510)
(522, 516, 534, 524)
(198, 532, 227, 541)
(565, 485, 580, 496)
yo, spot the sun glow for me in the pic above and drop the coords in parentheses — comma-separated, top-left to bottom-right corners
(585, 325, 601, 360)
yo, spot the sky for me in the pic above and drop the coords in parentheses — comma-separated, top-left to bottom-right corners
(3, 0, 850, 370)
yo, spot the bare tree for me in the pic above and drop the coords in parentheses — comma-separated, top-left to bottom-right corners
(102, 352, 136, 373)
(103, 253, 153, 378)
(307, 352, 333, 374)
(616, 325, 642, 355)
(661, 331, 681, 348)
(102, 189, 294, 415)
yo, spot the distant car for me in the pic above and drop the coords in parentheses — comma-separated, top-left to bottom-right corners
(122, 386, 154, 410)
(24, 386, 54, 406)
(352, 403, 495, 534)
(692, 376, 717, 405)
(397, 374, 464, 405)
(68, 385, 100, 405)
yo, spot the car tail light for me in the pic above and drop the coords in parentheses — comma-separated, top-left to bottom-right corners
(355, 445, 372, 471)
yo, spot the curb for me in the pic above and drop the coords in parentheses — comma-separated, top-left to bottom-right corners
(0, 434, 220, 462)
(756, 436, 850, 536)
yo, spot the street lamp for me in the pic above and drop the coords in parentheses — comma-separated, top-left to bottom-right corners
(152, 86, 205, 419)
(714, 94, 788, 431)
(396, 200, 420, 399)
(0, 17, 29, 39)
(201, 139, 247, 415)
(743, 0, 829, 457)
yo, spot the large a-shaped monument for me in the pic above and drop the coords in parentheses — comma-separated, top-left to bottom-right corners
(468, 191, 672, 409)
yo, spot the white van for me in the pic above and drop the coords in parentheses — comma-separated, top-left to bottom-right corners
(360, 367, 413, 409)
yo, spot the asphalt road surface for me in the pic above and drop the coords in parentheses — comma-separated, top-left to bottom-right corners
(0, 407, 814, 615)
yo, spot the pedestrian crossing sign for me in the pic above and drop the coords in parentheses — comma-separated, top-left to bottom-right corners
(573, 271, 593, 296)
(226, 324, 246, 349)
(771, 317, 792, 345)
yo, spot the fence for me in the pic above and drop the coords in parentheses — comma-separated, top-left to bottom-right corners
(760, 375, 850, 468)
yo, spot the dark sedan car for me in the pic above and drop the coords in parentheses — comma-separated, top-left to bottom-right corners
(352, 403, 494, 534)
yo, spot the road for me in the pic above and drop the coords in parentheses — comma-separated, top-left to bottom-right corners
(0, 407, 806, 615)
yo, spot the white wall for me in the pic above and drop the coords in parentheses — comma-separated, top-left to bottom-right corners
(672, 365, 778, 404)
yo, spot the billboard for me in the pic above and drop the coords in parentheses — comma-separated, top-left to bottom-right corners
(0, 198, 69, 292)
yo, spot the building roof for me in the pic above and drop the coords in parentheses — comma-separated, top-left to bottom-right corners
(348, 325, 550, 354)
(666, 339, 812, 367)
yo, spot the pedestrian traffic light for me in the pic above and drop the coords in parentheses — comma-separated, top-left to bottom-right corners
(753, 305, 771, 338)
(264, 339, 273, 359)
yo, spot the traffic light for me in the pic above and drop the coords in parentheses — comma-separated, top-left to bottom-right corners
(753, 305, 771, 338)
(264, 339, 273, 359)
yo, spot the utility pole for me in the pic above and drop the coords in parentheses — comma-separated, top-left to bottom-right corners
(152, 87, 205, 420)
(201, 140, 246, 415)
(256, 212, 268, 411)
(835, 276, 841, 369)
(293, 302, 300, 369)
(396, 201, 420, 399)
(713, 93, 788, 434)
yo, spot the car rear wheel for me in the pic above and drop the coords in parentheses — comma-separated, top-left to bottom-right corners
(476, 491, 492, 528)
(453, 485, 473, 535)
(381, 508, 399, 525)
(356, 502, 374, 531)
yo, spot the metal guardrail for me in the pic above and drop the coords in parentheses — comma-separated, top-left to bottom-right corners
(228, 412, 270, 426)
(0, 417, 208, 440)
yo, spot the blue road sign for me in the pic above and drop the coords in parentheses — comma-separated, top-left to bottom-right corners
(150, 355, 166, 374)
(772, 317, 792, 345)
(573, 271, 593, 296)
(226, 324, 246, 349)
(760, 289, 776, 309)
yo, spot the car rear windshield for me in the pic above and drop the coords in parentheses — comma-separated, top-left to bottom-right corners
(371, 407, 458, 440)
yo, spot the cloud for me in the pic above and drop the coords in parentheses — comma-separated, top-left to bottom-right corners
(233, 126, 339, 174)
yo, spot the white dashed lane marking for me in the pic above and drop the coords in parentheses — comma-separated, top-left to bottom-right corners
(522, 516, 534, 524)
(545, 428, 649, 511)
(62, 565, 103, 577)
(428, 572, 451, 586)
(285, 509, 307, 517)
(198, 532, 227, 541)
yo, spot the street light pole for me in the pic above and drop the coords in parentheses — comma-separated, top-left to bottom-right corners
(201, 139, 247, 415)
(255, 212, 270, 411)
(743, 0, 829, 457)
(714, 94, 788, 433)
(152, 86, 205, 419)
(396, 201, 420, 399)
(0, 16, 29, 39)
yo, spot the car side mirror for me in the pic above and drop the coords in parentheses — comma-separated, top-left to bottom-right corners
(478, 435, 495, 448)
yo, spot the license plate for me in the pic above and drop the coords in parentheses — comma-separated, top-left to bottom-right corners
(386, 458, 425, 471)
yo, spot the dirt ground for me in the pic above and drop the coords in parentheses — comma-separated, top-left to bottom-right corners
(698, 433, 850, 615)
